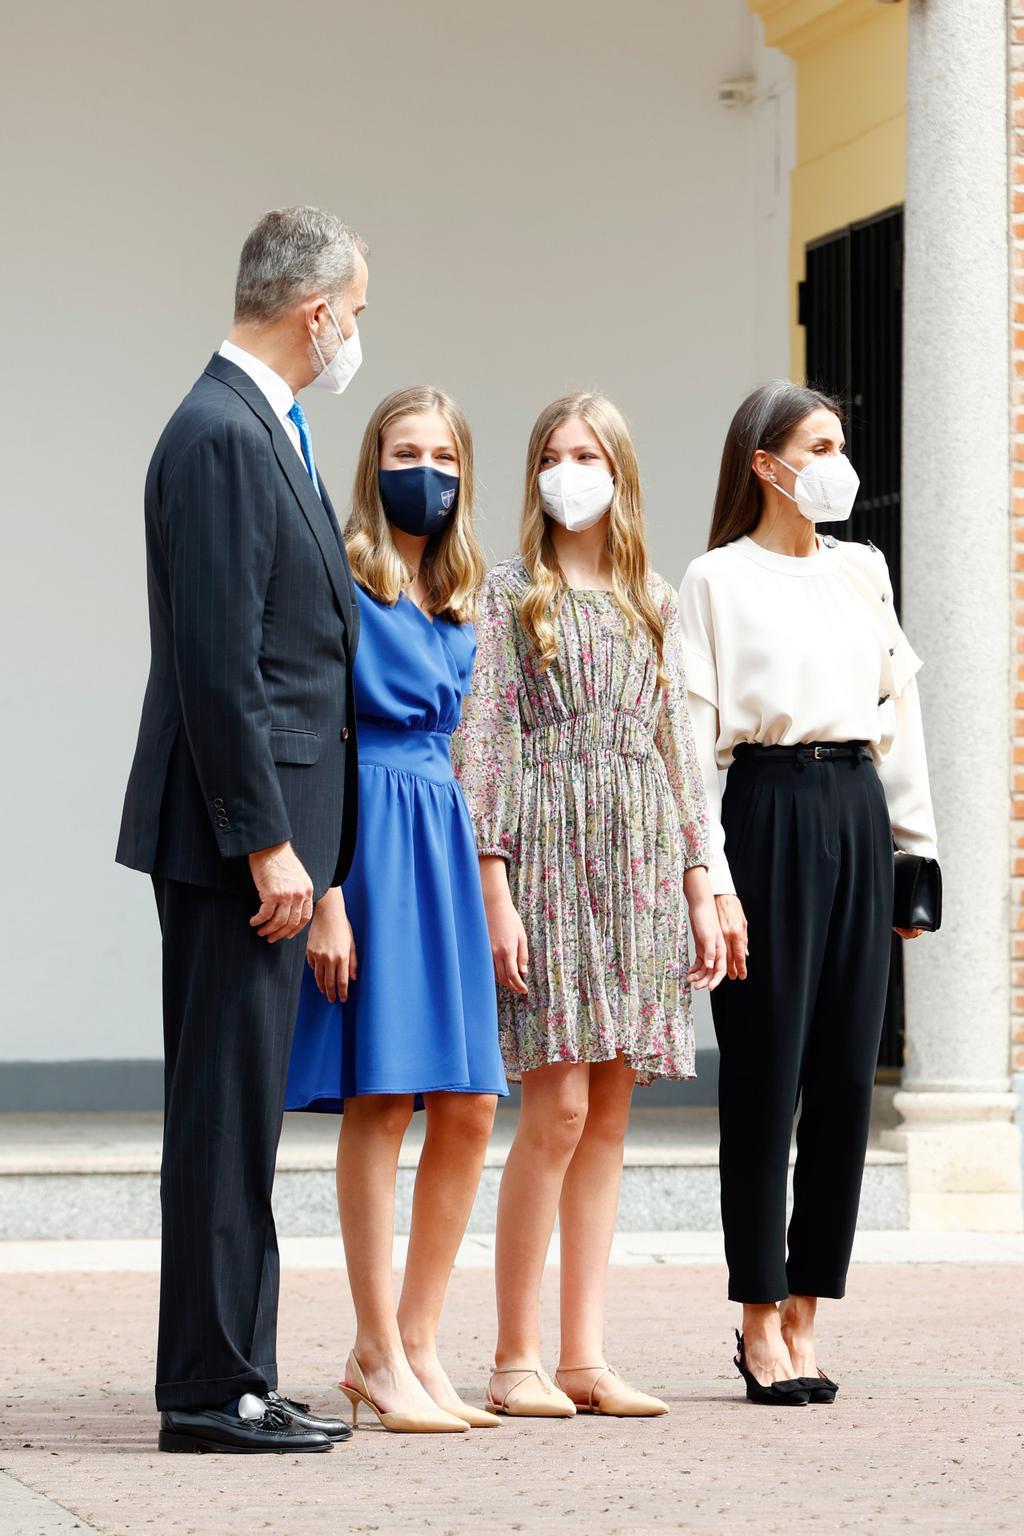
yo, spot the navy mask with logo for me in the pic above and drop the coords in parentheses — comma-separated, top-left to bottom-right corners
(378, 467, 460, 537)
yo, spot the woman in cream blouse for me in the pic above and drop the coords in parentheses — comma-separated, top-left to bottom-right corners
(679, 381, 937, 1406)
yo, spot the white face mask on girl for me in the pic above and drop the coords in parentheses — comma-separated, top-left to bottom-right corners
(309, 299, 362, 395)
(538, 462, 614, 531)
(771, 452, 860, 523)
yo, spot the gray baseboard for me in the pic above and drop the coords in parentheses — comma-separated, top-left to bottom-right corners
(0, 1060, 165, 1112)
(0, 1051, 720, 1113)
(0, 1158, 907, 1242)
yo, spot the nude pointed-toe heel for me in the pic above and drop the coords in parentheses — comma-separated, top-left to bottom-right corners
(555, 1364, 669, 1418)
(448, 1398, 501, 1429)
(338, 1382, 362, 1428)
(339, 1353, 468, 1434)
(485, 1367, 576, 1419)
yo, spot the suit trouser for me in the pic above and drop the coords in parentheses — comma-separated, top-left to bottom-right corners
(710, 747, 894, 1303)
(152, 877, 308, 1410)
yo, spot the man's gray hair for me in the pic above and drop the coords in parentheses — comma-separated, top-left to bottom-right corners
(234, 206, 367, 323)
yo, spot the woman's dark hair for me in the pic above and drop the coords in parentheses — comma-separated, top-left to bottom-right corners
(707, 381, 844, 550)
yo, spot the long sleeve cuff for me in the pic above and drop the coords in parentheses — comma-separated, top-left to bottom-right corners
(686, 692, 735, 896)
(876, 677, 938, 864)
(477, 843, 514, 861)
(893, 828, 939, 862)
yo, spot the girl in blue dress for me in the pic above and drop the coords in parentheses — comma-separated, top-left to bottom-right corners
(287, 387, 507, 1434)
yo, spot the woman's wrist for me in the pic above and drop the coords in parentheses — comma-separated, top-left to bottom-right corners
(683, 864, 713, 906)
(479, 854, 512, 905)
(315, 885, 346, 914)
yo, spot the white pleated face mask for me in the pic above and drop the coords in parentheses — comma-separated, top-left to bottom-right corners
(309, 300, 362, 395)
(772, 452, 860, 523)
(538, 462, 615, 531)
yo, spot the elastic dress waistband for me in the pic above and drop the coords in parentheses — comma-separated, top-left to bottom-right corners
(357, 721, 453, 785)
(522, 711, 652, 767)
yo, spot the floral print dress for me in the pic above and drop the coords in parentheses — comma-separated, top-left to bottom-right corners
(452, 556, 709, 1084)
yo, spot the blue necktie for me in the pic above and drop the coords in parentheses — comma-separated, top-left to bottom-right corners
(287, 400, 320, 497)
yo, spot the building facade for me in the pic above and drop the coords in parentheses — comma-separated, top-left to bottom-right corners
(3, 0, 1021, 1232)
(0, 0, 793, 1110)
(752, 0, 1022, 1229)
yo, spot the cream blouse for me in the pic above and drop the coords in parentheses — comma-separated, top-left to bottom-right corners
(678, 534, 938, 896)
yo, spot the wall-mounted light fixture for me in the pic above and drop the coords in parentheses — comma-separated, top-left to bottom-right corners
(718, 76, 757, 108)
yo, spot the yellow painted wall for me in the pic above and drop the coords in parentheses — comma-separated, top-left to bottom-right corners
(749, 0, 908, 377)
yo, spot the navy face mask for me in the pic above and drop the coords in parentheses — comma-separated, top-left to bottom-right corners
(378, 466, 460, 537)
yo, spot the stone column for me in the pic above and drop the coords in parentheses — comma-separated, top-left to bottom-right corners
(892, 0, 1022, 1229)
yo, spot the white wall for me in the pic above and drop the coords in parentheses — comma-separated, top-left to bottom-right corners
(0, 0, 792, 1072)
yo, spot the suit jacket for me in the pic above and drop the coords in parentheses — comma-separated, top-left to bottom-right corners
(116, 353, 360, 901)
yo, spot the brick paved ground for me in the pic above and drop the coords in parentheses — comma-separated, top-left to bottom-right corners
(1, 1263, 1020, 1535)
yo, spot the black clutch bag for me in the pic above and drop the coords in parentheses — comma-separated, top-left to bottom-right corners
(893, 851, 942, 932)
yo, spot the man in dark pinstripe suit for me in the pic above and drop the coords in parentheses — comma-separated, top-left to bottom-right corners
(117, 208, 366, 1454)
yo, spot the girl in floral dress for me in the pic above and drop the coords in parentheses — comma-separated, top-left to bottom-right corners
(453, 393, 725, 1418)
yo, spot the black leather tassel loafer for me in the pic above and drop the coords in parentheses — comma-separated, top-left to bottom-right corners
(266, 1390, 353, 1441)
(158, 1393, 333, 1453)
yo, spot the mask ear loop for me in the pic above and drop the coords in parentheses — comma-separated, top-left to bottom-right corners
(309, 305, 330, 375)
(309, 333, 328, 374)
(310, 299, 347, 373)
(323, 299, 348, 353)
(766, 453, 802, 507)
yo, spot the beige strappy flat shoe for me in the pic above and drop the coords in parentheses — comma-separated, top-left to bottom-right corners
(555, 1364, 669, 1417)
(485, 1366, 576, 1418)
(338, 1352, 468, 1434)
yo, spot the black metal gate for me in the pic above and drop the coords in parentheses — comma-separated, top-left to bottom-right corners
(798, 205, 905, 1075)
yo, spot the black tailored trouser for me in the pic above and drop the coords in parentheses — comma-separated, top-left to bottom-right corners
(710, 746, 894, 1304)
(152, 877, 308, 1410)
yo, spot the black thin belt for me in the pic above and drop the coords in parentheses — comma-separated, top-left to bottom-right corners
(733, 741, 871, 763)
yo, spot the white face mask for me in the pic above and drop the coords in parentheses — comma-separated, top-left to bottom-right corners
(772, 452, 860, 523)
(538, 462, 614, 531)
(309, 299, 362, 395)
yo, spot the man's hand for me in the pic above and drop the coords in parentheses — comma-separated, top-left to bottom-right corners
(248, 841, 314, 943)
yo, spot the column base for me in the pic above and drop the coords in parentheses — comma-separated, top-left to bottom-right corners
(881, 1092, 1023, 1232)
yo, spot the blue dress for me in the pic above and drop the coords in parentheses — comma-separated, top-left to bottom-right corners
(286, 588, 508, 1112)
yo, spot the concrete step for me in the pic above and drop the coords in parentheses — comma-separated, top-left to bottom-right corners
(6, 1228, 1024, 1275)
(0, 1104, 908, 1239)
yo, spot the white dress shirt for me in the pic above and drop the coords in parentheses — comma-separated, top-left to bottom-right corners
(678, 535, 938, 895)
(217, 339, 305, 463)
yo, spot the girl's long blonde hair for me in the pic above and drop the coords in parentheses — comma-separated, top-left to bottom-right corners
(519, 392, 665, 675)
(345, 386, 485, 623)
